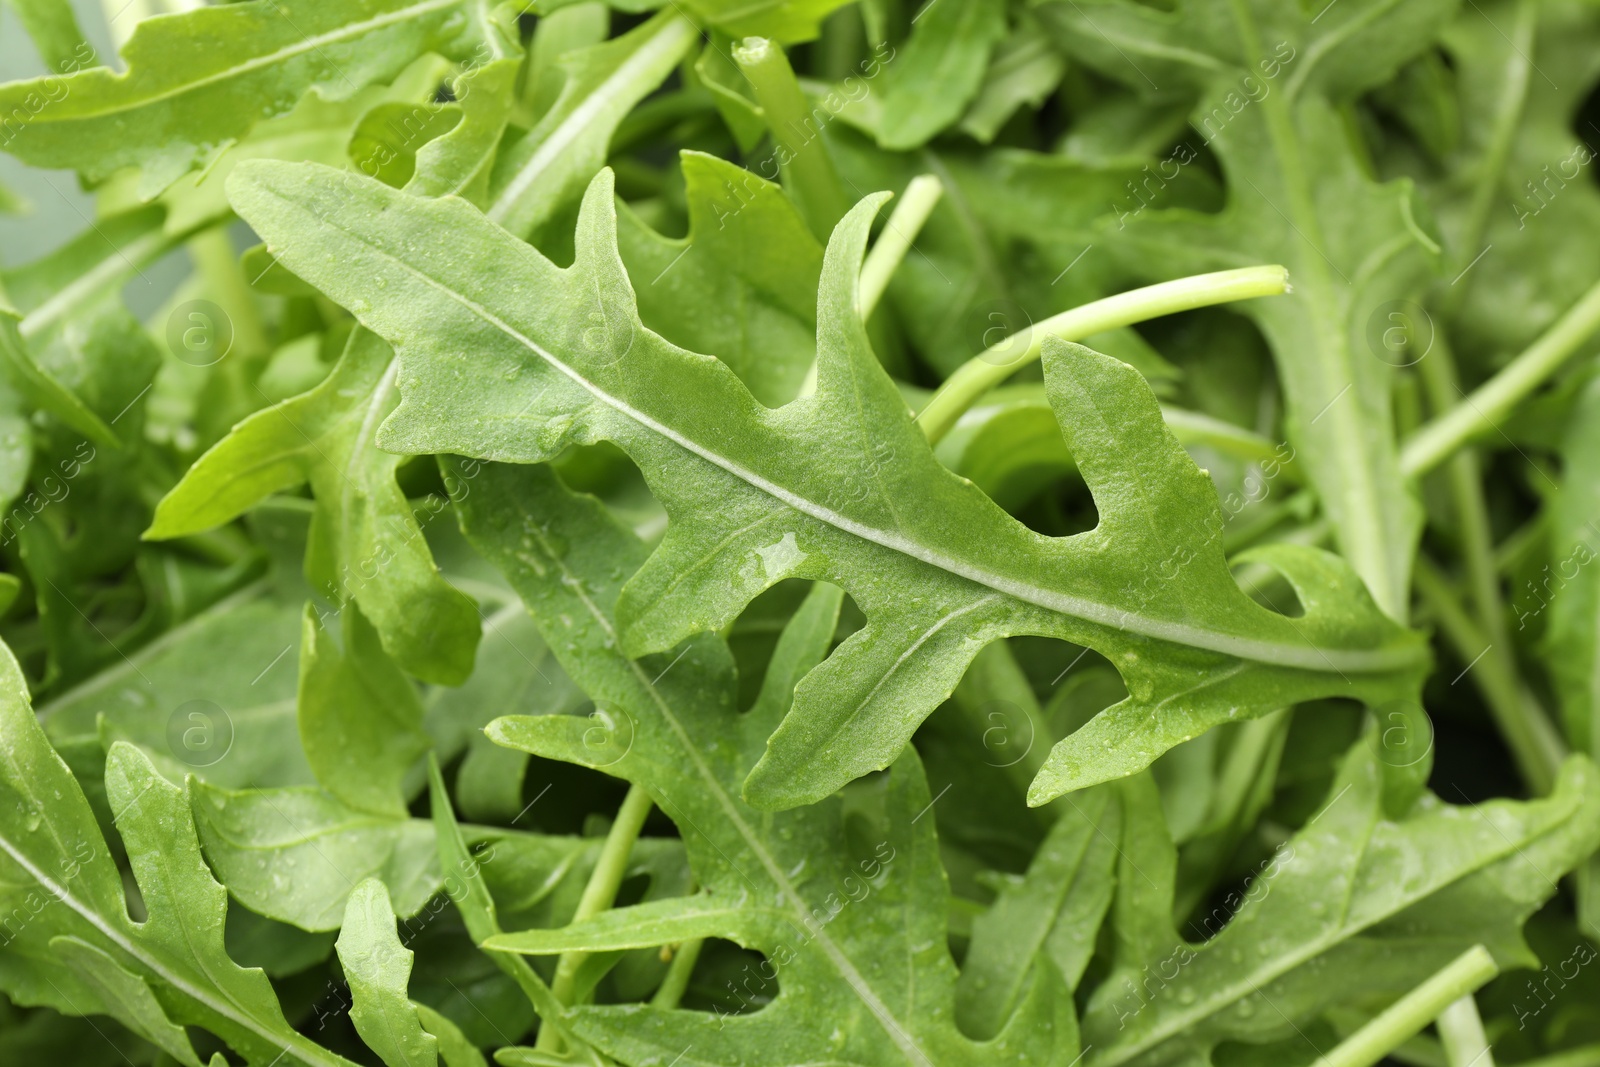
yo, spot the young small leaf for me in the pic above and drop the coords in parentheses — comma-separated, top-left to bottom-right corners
(336, 879, 439, 1067)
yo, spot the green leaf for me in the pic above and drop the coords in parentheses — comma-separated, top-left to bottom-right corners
(1081, 746, 1600, 1067)
(192, 781, 441, 931)
(484, 10, 696, 239)
(228, 160, 1427, 810)
(954, 785, 1120, 1040)
(0, 307, 118, 451)
(875, 0, 1007, 150)
(415, 1003, 488, 1067)
(615, 150, 823, 407)
(38, 584, 314, 792)
(425, 758, 579, 1051)
(958, 22, 1066, 144)
(1038, 0, 1450, 619)
(682, 0, 855, 43)
(336, 879, 440, 1067)
(298, 601, 431, 817)
(407, 57, 522, 202)
(0, 0, 91, 75)
(50, 937, 203, 1067)
(452, 458, 1078, 1067)
(147, 328, 481, 686)
(1546, 376, 1600, 755)
(1424, 0, 1600, 366)
(0, 636, 359, 1066)
(0, 0, 491, 195)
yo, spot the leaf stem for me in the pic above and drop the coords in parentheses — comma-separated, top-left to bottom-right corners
(734, 36, 851, 242)
(1436, 995, 1494, 1067)
(859, 174, 943, 318)
(1311, 946, 1497, 1067)
(1511, 1044, 1600, 1067)
(1413, 557, 1565, 793)
(915, 266, 1290, 444)
(547, 783, 654, 1004)
(1401, 276, 1600, 478)
(1418, 333, 1553, 797)
(650, 937, 704, 1010)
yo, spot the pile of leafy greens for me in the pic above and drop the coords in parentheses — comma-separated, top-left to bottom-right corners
(1, 0, 1599, 1065)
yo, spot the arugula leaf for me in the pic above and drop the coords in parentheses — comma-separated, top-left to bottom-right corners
(337, 879, 440, 1067)
(297, 602, 431, 816)
(1546, 376, 1600, 755)
(958, 20, 1066, 144)
(616, 150, 823, 407)
(0, 0, 90, 75)
(874, 0, 1006, 149)
(1038, 0, 1450, 619)
(0, 0, 492, 195)
(1081, 747, 1600, 1067)
(146, 328, 481, 685)
(1424, 0, 1600, 366)
(484, 11, 696, 239)
(683, 0, 855, 42)
(38, 584, 313, 792)
(0, 637, 358, 1066)
(192, 780, 440, 931)
(954, 784, 1120, 1039)
(227, 160, 1427, 809)
(450, 458, 1077, 1067)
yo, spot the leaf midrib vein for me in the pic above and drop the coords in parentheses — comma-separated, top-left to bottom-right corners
(0, 821, 351, 1067)
(520, 523, 935, 1067)
(486, 15, 694, 225)
(1093, 795, 1567, 1066)
(321, 215, 1416, 675)
(41, 0, 466, 122)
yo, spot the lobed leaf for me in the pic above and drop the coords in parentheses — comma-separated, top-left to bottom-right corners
(227, 159, 1428, 809)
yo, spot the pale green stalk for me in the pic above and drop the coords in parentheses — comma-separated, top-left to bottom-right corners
(1419, 335, 1551, 796)
(916, 266, 1290, 444)
(1414, 557, 1565, 793)
(734, 36, 851, 242)
(858, 174, 943, 317)
(538, 783, 654, 1049)
(1311, 946, 1497, 1067)
(1402, 276, 1600, 477)
(189, 226, 269, 359)
(19, 226, 188, 342)
(650, 937, 704, 1010)
(1436, 995, 1494, 1067)
(1512, 1045, 1600, 1067)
